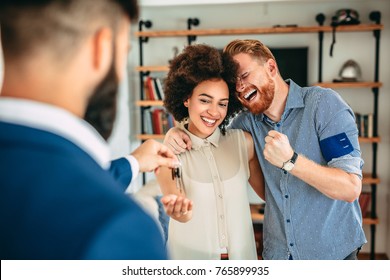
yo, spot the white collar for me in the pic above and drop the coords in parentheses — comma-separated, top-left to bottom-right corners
(0, 97, 111, 169)
(179, 122, 221, 150)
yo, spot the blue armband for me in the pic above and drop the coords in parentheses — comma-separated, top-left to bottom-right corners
(319, 132, 354, 162)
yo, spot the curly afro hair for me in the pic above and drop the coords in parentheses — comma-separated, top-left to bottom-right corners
(163, 44, 243, 134)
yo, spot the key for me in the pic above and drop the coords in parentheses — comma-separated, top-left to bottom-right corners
(171, 165, 183, 193)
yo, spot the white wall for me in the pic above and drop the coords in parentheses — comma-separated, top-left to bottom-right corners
(123, 0, 390, 257)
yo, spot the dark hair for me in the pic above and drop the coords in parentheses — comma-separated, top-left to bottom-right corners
(0, 0, 139, 22)
(164, 44, 243, 134)
(0, 0, 139, 61)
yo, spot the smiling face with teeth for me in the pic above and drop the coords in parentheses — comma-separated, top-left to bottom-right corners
(184, 79, 229, 139)
(233, 52, 275, 115)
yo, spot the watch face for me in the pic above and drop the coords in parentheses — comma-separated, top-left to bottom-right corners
(283, 161, 294, 171)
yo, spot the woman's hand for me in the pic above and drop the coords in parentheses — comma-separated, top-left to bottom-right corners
(161, 194, 193, 223)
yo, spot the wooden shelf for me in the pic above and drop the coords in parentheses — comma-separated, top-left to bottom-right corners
(136, 100, 164, 106)
(363, 217, 379, 225)
(136, 65, 169, 72)
(135, 24, 383, 38)
(137, 134, 165, 140)
(362, 173, 380, 185)
(359, 137, 380, 143)
(315, 82, 382, 88)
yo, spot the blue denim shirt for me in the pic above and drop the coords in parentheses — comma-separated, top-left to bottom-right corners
(230, 80, 367, 260)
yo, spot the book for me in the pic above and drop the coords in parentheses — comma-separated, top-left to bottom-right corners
(143, 108, 153, 135)
(153, 77, 163, 100)
(355, 112, 361, 136)
(354, 112, 374, 137)
(155, 77, 165, 100)
(151, 108, 162, 134)
(367, 113, 373, 138)
(145, 76, 156, 100)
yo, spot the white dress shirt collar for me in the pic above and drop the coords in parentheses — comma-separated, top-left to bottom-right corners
(0, 97, 111, 169)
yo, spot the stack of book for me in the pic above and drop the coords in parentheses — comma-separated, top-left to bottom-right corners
(144, 76, 165, 101)
(143, 108, 175, 135)
(355, 112, 373, 137)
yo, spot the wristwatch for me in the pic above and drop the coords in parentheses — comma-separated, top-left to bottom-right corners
(281, 151, 298, 173)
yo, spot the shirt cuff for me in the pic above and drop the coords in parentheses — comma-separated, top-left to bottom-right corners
(124, 155, 139, 184)
(328, 154, 363, 180)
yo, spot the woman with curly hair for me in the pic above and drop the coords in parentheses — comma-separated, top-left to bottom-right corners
(156, 44, 264, 260)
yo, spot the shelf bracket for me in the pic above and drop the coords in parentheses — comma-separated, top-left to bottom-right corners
(187, 18, 200, 45)
(368, 10, 381, 261)
(315, 13, 325, 83)
(141, 71, 151, 78)
(139, 20, 152, 45)
(369, 11, 381, 83)
(138, 19, 153, 151)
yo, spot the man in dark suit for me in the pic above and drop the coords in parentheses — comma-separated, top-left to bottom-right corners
(0, 0, 178, 259)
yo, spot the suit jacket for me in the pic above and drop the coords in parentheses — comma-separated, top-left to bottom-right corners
(109, 157, 132, 190)
(0, 121, 167, 260)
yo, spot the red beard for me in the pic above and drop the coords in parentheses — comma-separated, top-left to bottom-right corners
(246, 77, 275, 115)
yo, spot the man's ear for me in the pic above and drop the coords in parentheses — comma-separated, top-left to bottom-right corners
(266, 59, 278, 77)
(92, 27, 113, 75)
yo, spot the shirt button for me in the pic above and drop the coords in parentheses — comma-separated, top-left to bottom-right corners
(218, 194, 223, 198)
(276, 123, 281, 127)
(287, 219, 290, 223)
(285, 194, 289, 198)
(222, 235, 226, 239)
(220, 215, 224, 219)
(290, 243, 294, 247)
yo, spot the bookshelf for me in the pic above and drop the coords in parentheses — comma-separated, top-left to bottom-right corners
(135, 12, 383, 259)
(311, 11, 382, 259)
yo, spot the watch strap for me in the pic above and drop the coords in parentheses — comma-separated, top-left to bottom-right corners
(290, 151, 298, 164)
(281, 151, 298, 173)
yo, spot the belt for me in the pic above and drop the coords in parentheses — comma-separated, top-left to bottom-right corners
(220, 253, 229, 260)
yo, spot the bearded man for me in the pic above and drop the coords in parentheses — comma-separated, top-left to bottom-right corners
(0, 0, 178, 259)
